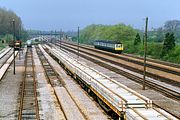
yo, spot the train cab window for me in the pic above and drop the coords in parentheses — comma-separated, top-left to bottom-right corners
(115, 44, 121, 48)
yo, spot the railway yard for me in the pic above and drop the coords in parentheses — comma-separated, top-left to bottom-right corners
(0, 37, 179, 120)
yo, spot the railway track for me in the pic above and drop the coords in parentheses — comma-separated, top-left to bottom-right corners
(76, 43, 180, 68)
(18, 48, 39, 119)
(52, 43, 180, 102)
(0, 49, 13, 69)
(45, 44, 178, 120)
(36, 45, 89, 120)
(64, 41, 180, 69)
(0, 48, 12, 60)
(123, 53, 180, 69)
(59, 41, 180, 86)
(0, 50, 17, 81)
(76, 43, 180, 69)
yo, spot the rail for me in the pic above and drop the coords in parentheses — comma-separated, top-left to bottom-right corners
(48, 45, 178, 120)
(18, 48, 39, 120)
(54, 43, 180, 101)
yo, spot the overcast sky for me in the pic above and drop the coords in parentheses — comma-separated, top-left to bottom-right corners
(0, 0, 179, 31)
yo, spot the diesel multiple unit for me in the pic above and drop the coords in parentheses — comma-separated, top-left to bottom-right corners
(26, 40, 32, 48)
(94, 40, 123, 53)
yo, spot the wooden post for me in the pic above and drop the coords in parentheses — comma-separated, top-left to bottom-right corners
(143, 17, 148, 90)
(77, 26, 80, 58)
(13, 19, 16, 74)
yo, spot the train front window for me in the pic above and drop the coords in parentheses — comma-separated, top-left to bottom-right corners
(116, 44, 121, 48)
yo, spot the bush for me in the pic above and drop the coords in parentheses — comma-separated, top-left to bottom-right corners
(161, 46, 180, 63)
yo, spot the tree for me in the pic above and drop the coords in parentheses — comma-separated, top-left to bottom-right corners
(156, 27, 164, 42)
(134, 33, 141, 45)
(161, 32, 176, 56)
(0, 8, 23, 39)
(80, 24, 137, 44)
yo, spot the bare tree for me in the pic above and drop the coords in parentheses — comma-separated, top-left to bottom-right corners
(164, 20, 180, 31)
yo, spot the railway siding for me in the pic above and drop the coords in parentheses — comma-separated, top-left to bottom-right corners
(51, 48, 151, 109)
(0, 51, 18, 80)
(55, 87, 86, 120)
(36, 45, 89, 120)
(0, 50, 24, 120)
(56, 43, 180, 100)
(17, 48, 39, 119)
(0, 47, 11, 59)
(52, 43, 180, 118)
(40, 44, 109, 120)
(60, 41, 180, 84)
(48, 44, 178, 119)
(63, 41, 180, 71)
(33, 47, 66, 119)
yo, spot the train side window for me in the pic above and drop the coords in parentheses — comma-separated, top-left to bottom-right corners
(100, 42, 102, 46)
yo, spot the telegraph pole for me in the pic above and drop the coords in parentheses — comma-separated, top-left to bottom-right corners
(19, 24, 21, 60)
(77, 26, 80, 58)
(51, 30, 52, 43)
(60, 29, 62, 49)
(143, 17, 148, 90)
(12, 19, 16, 75)
(55, 30, 56, 44)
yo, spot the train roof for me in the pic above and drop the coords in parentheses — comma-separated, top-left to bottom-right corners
(94, 40, 122, 44)
(26, 40, 32, 44)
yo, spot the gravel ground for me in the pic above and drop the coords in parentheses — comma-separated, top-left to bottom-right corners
(55, 87, 86, 120)
(0, 51, 25, 120)
(54, 45, 180, 118)
(41, 45, 110, 120)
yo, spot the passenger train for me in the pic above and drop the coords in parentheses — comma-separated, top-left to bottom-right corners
(94, 40, 123, 53)
(26, 40, 32, 48)
(14, 40, 22, 50)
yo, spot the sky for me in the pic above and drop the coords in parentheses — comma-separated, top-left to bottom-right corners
(0, 0, 179, 31)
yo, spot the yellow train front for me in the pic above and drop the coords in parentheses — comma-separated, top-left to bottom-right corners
(15, 40, 22, 50)
(94, 40, 123, 53)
